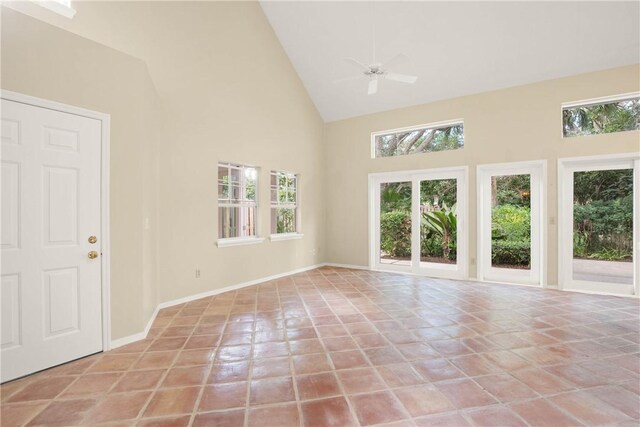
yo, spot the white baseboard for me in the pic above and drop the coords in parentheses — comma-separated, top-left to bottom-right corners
(322, 262, 369, 270)
(109, 331, 148, 349)
(109, 263, 324, 349)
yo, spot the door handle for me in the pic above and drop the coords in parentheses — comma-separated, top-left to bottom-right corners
(88, 251, 99, 259)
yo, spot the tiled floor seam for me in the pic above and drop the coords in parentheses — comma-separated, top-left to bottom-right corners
(188, 297, 233, 427)
(304, 282, 361, 426)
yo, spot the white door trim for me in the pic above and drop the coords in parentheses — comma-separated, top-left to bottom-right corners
(368, 165, 469, 280)
(476, 160, 547, 287)
(557, 152, 639, 296)
(1, 90, 112, 351)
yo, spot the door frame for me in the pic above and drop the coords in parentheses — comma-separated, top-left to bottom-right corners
(2, 90, 112, 351)
(558, 152, 639, 296)
(476, 160, 547, 287)
(368, 166, 469, 280)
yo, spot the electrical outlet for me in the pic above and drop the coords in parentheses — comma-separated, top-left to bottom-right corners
(195, 269, 201, 278)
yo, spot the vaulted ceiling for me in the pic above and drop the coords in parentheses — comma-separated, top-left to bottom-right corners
(260, 1, 640, 122)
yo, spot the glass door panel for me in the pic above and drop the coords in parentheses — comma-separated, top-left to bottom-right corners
(420, 179, 458, 267)
(491, 174, 532, 270)
(379, 181, 412, 268)
(571, 168, 634, 286)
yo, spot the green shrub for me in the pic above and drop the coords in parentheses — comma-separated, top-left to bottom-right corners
(492, 204, 531, 241)
(573, 195, 633, 255)
(573, 231, 589, 258)
(492, 240, 531, 266)
(380, 211, 411, 257)
(421, 234, 443, 258)
(588, 247, 632, 261)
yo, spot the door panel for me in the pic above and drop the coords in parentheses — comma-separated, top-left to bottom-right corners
(559, 157, 638, 295)
(379, 181, 412, 269)
(1, 274, 21, 349)
(572, 169, 633, 285)
(491, 174, 531, 271)
(44, 167, 79, 245)
(478, 162, 545, 286)
(1, 161, 20, 249)
(1, 99, 103, 382)
(43, 267, 79, 337)
(419, 178, 458, 267)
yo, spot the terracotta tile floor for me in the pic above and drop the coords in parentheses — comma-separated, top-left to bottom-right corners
(2, 267, 639, 426)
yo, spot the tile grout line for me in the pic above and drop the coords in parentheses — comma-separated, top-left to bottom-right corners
(187, 294, 234, 427)
(242, 291, 258, 427)
(276, 277, 305, 427)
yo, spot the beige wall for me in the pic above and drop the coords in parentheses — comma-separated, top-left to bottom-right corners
(1, 2, 325, 340)
(1, 7, 161, 338)
(147, 2, 325, 304)
(324, 65, 640, 286)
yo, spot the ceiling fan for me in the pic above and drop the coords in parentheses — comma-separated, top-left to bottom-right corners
(334, 3, 417, 95)
(338, 54, 418, 95)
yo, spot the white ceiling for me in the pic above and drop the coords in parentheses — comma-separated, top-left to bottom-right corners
(260, 1, 640, 122)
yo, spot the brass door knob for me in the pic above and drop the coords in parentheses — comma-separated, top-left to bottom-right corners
(88, 236, 97, 244)
(88, 251, 99, 259)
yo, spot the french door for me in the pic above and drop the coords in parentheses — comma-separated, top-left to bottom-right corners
(370, 167, 468, 280)
(1, 97, 104, 382)
(559, 154, 639, 295)
(477, 161, 545, 286)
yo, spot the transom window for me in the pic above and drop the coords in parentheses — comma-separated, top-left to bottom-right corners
(372, 120, 464, 158)
(218, 162, 258, 239)
(270, 171, 298, 234)
(562, 95, 640, 137)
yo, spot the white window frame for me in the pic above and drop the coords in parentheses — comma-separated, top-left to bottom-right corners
(371, 119, 464, 159)
(368, 166, 469, 280)
(476, 160, 547, 287)
(36, 0, 76, 18)
(3, 0, 76, 19)
(561, 92, 640, 138)
(216, 162, 264, 248)
(269, 171, 303, 241)
(558, 153, 639, 296)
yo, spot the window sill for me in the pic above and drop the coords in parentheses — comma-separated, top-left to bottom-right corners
(216, 237, 265, 248)
(270, 233, 304, 242)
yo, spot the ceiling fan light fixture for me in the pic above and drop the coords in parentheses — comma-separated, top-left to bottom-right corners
(337, 55, 418, 95)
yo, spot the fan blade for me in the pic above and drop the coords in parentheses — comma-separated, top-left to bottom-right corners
(385, 72, 417, 84)
(368, 78, 378, 95)
(344, 57, 370, 71)
(381, 53, 408, 70)
(333, 75, 365, 84)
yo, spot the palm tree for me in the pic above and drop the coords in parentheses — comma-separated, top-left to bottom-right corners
(563, 99, 639, 136)
(423, 203, 457, 259)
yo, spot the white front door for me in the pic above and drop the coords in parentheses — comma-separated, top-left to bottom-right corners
(1, 98, 103, 382)
(477, 161, 546, 286)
